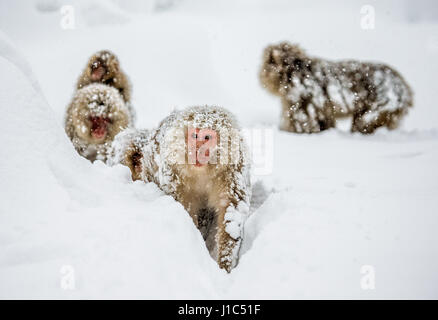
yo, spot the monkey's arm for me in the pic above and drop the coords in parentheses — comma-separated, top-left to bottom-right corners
(216, 204, 246, 273)
(215, 171, 250, 272)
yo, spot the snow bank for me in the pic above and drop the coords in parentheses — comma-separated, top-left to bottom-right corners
(234, 131, 438, 299)
(0, 36, 222, 299)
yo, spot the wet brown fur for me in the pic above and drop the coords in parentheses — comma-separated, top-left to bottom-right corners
(77, 50, 131, 103)
(109, 128, 150, 181)
(260, 42, 413, 134)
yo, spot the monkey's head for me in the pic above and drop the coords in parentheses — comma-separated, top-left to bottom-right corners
(69, 84, 131, 145)
(160, 106, 246, 177)
(108, 128, 149, 181)
(260, 42, 308, 95)
(85, 50, 121, 84)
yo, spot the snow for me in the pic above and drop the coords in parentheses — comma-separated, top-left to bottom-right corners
(1, 0, 438, 299)
(72, 84, 128, 118)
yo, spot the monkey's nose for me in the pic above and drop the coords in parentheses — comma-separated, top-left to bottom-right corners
(91, 125, 106, 139)
(91, 66, 106, 81)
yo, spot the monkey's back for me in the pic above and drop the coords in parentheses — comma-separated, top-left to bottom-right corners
(286, 58, 413, 117)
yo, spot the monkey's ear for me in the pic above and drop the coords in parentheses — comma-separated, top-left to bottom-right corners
(269, 48, 281, 65)
(272, 49, 281, 59)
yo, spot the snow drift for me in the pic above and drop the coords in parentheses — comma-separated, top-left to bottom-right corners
(0, 33, 222, 299)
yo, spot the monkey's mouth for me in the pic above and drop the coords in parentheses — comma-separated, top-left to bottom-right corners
(195, 149, 210, 167)
(90, 116, 109, 141)
(91, 63, 106, 81)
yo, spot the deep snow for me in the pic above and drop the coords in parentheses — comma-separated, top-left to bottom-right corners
(0, 0, 438, 299)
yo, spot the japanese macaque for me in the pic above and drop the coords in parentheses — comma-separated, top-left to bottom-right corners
(77, 50, 132, 104)
(65, 83, 134, 162)
(108, 128, 150, 181)
(260, 42, 413, 134)
(133, 106, 251, 272)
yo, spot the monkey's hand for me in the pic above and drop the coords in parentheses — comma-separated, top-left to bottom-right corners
(216, 203, 248, 272)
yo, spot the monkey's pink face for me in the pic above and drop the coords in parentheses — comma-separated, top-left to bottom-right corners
(187, 128, 217, 167)
(89, 115, 111, 142)
(90, 60, 107, 81)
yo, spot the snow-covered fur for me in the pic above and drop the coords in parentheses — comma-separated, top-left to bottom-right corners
(65, 84, 134, 162)
(108, 128, 150, 181)
(77, 50, 133, 108)
(139, 106, 251, 272)
(260, 42, 414, 134)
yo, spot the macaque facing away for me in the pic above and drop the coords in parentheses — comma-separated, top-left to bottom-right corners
(65, 84, 134, 162)
(109, 106, 251, 272)
(108, 128, 150, 181)
(77, 50, 132, 104)
(260, 42, 413, 134)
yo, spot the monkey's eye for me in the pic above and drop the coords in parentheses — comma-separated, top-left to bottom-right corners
(204, 135, 211, 141)
(191, 132, 198, 139)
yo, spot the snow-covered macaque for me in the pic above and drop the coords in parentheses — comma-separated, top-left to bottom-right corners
(260, 42, 413, 134)
(140, 106, 251, 272)
(77, 50, 132, 103)
(108, 128, 150, 181)
(65, 83, 134, 162)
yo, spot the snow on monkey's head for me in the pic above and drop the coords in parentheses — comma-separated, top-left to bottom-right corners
(86, 50, 121, 83)
(260, 42, 308, 95)
(69, 84, 132, 145)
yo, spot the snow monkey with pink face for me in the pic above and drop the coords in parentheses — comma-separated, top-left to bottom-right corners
(77, 50, 132, 104)
(65, 51, 135, 162)
(65, 84, 135, 162)
(260, 42, 413, 134)
(110, 106, 251, 272)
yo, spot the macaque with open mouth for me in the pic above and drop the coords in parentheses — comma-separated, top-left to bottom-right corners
(77, 50, 132, 104)
(65, 83, 134, 162)
(125, 106, 251, 272)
